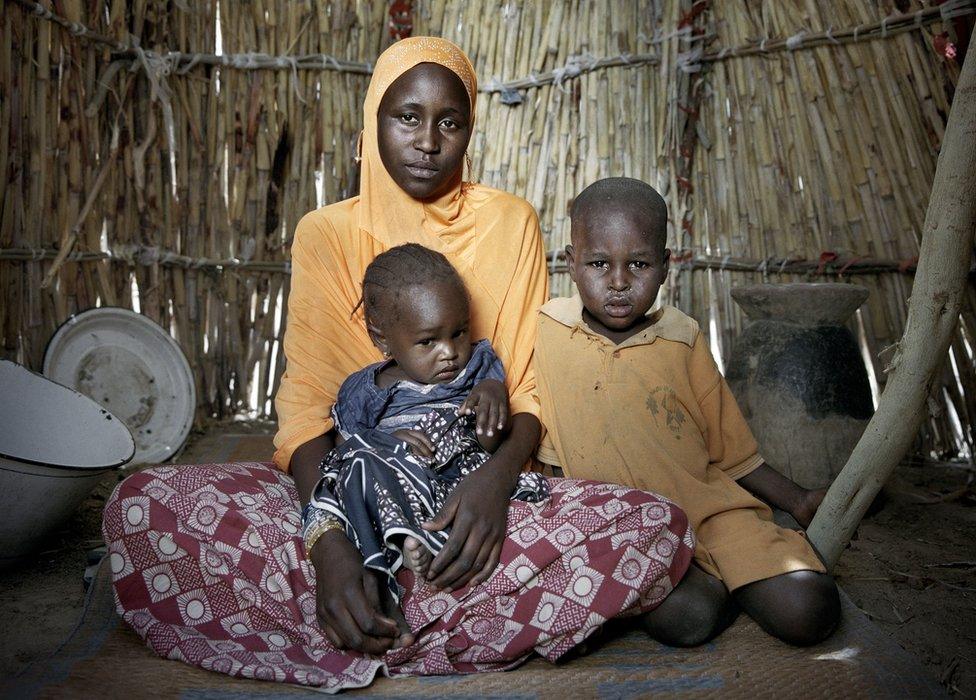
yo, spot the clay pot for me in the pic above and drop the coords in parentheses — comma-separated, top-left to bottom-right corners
(726, 283, 874, 490)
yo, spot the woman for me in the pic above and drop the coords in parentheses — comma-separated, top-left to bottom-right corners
(103, 37, 693, 691)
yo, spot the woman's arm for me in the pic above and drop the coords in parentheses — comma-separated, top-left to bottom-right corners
(273, 212, 377, 471)
(422, 412, 541, 591)
(293, 434, 410, 652)
(291, 433, 335, 507)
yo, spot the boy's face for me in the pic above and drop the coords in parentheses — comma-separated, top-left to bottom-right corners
(567, 208, 670, 342)
(371, 280, 473, 385)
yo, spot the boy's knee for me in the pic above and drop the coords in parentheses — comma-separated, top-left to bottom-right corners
(740, 571, 840, 646)
(653, 599, 729, 647)
(642, 568, 735, 647)
(784, 576, 841, 646)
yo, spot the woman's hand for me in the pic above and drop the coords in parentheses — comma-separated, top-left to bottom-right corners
(460, 379, 510, 439)
(421, 462, 511, 592)
(291, 434, 412, 653)
(311, 531, 412, 653)
(420, 413, 541, 592)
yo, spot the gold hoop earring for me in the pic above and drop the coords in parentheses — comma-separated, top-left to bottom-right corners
(464, 152, 472, 180)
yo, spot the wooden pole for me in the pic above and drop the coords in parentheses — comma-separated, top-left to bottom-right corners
(808, 33, 976, 568)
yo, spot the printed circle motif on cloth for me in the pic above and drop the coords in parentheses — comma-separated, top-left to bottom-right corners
(125, 503, 145, 527)
(537, 603, 554, 623)
(177, 590, 213, 624)
(573, 575, 593, 597)
(185, 600, 205, 619)
(620, 558, 643, 580)
(554, 524, 582, 547)
(157, 535, 178, 555)
(110, 552, 126, 574)
(645, 503, 667, 522)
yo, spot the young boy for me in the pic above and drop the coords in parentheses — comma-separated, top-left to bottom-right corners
(534, 177, 840, 647)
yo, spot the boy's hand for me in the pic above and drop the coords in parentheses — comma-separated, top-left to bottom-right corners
(792, 487, 827, 530)
(392, 429, 436, 459)
(459, 379, 509, 438)
(736, 463, 827, 530)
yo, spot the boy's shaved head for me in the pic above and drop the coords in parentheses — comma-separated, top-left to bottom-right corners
(570, 177, 668, 254)
(565, 177, 672, 343)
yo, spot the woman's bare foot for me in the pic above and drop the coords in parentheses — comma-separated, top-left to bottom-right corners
(402, 536, 432, 578)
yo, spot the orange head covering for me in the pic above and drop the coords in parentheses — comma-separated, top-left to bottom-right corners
(358, 37, 478, 248)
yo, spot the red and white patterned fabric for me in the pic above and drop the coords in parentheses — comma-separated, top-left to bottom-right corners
(102, 462, 694, 692)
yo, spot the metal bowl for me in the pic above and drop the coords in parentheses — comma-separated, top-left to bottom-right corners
(43, 307, 195, 464)
(0, 360, 134, 567)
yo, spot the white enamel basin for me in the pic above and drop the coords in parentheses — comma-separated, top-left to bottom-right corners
(0, 360, 134, 566)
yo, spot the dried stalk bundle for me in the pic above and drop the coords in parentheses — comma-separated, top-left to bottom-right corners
(691, 0, 971, 456)
(1, 0, 387, 423)
(0, 0, 970, 457)
(413, 0, 702, 299)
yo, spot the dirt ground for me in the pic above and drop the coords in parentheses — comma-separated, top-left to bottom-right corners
(1, 421, 974, 696)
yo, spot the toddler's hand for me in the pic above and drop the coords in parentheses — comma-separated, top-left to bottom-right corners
(392, 429, 435, 459)
(459, 379, 509, 438)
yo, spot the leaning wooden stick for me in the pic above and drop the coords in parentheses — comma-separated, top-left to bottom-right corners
(808, 31, 976, 569)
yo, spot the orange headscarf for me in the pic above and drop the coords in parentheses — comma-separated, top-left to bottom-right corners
(358, 37, 478, 248)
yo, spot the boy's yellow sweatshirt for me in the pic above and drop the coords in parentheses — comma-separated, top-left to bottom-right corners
(534, 296, 824, 590)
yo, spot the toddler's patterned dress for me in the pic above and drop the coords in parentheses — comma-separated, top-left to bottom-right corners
(308, 339, 549, 598)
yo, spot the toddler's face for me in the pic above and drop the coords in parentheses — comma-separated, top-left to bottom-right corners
(567, 209, 670, 341)
(378, 281, 472, 384)
(377, 63, 472, 200)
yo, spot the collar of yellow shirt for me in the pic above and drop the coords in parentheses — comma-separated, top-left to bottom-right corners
(539, 296, 698, 349)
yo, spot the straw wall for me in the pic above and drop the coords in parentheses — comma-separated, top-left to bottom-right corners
(1, 0, 972, 457)
(689, 1, 975, 455)
(1, 0, 388, 418)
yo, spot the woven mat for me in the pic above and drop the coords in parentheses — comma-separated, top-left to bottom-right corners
(3, 554, 943, 699)
(177, 432, 276, 465)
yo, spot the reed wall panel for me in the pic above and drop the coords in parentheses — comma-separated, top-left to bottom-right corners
(0, 0, 971, 456)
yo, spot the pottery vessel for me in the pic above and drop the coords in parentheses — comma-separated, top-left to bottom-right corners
(0, 360, 133, 567)
(726, 283, 874, 489)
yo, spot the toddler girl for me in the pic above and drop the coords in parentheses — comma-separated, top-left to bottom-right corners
(303, 244, 549, 603)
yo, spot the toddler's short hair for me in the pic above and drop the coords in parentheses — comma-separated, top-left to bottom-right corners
(359, 243, 467, 326)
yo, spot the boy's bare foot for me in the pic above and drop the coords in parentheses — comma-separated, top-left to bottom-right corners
(402, 536, 432, 578)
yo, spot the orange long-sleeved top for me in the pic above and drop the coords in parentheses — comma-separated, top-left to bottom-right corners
(273, 186, 549, 472)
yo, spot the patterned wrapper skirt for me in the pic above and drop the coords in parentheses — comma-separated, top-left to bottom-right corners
(102, 462, 694, 692)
